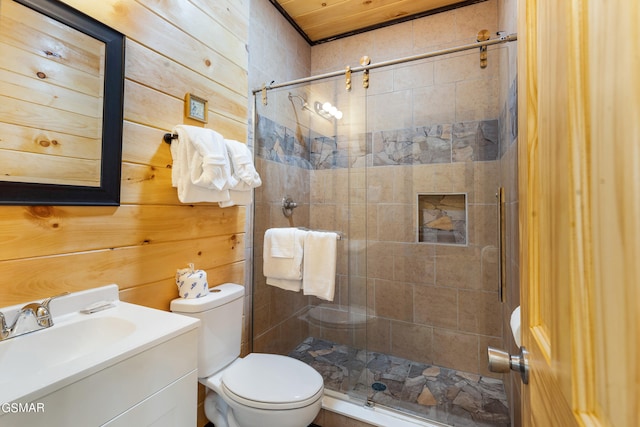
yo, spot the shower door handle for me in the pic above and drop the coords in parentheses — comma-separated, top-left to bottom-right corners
(487, 346, 529, 384)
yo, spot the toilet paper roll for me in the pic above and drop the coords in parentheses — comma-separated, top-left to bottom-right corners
(510, 306, 522, 347)
(176, 263, 209, 299)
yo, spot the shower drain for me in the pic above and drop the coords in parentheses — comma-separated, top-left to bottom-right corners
(371, 382, 387, 391)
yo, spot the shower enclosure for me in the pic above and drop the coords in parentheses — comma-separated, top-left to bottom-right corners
(251, 38, 515, 426)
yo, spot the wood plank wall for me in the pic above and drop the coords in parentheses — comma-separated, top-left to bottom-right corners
(0, 1, 250, 424)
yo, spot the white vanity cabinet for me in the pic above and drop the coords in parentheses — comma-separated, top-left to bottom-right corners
(2, 326, 198, 427)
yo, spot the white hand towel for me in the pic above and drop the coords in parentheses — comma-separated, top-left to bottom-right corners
(219, 139, 262, 207)
(170, 125, 232, 203)
(263, 228, 306, 292)
(268, 227, 296, 258)
(303, 231, 337, 301)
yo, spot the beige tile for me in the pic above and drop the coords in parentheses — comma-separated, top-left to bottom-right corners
(481, 245, 499, 291)
(454, 0, 498, 41)
(366, 205, 378, 241)
(310, 203, 337, 231)
(341, 31, 376, 69)
(411, 164, 433, 194)
(390, 321, 433, 364)
(455, 77, 500, 123)
(373, 20, 414, 61)
(413, 10, 458, 53)
(413, 83, 456, 126)
(458, 289, 503, 336)
(309, 170, 325, 203)
(435, 246, 482, 289)
(281, 314, 310, 353)
(474, 160, 500, 204)
(393, 60, 435, 91)
(252, 325, 280, 354)
(367, 168, 395, 203)
(468, 204, 498, 247)
(311, 40, 341, 74)
(373, 279, 414, 322)
(367, 90, 414, 131)
(252, 301, 271, 336)
(414, 285, 458, 329)
(367, 316, 391, 354)
(449, 161, 475, 198)
(393, 248, 435, 285)
(376, 203, 414, 242)
(345, 274, 367, 309)
(366, 242, 394, 280)
(366, 68, 395, 96)
(432, 328, 479, 373)
(430, 163, 455, 192)
(434, 50, 498, 84)
(393, 165, 415, 204)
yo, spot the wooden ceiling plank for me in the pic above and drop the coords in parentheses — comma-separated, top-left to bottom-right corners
(297, 0, 465, 41)
(276, 0, 349, 17)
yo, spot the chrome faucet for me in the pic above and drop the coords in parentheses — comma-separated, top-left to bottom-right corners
(0, 292, 69, 341)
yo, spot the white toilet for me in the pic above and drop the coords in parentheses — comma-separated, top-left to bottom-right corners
(170, 283, 324, 427)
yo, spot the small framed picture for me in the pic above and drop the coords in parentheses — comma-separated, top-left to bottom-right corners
(185, 93, 208, 123)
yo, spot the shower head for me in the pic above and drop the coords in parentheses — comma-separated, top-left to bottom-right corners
(288, 92, 312, 112)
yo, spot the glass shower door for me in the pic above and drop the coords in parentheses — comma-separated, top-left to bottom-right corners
(251, 76, 369, 401)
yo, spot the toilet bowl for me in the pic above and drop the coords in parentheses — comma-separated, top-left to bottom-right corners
(203, 353, 323, 427)
(170, 283, 324, 427)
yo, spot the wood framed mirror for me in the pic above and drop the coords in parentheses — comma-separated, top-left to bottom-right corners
(0, 0, 125, 205)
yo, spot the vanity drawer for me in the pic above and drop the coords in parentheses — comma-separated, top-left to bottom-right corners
(1, 329, 197, 427)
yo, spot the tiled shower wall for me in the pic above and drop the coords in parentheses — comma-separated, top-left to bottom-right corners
(248, 0, 313, 355)
(254, 1, 510, 382)
(250, 0, 518, 387)
(306, 0, 506, 378)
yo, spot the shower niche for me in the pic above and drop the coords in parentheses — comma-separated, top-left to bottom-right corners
(418, 193, 467, 245)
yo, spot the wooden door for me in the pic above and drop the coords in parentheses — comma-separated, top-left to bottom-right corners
(518, 0, 640, 426)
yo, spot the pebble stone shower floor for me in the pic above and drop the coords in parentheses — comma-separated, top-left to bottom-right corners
(289, 337, 510, 427)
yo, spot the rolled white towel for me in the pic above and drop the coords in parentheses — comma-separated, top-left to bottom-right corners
(170, 125, 232, 203)
(219, 139, 262, 207)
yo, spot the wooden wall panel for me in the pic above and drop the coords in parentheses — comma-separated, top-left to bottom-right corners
(0, 232, 244, 304)
(119, 261, 245, 311)
(0, 0, 250, 329)
(1, 1, 249, 424)
(125, 41, 248, 126)
(0, 205, 245, 261)
(60, 0, 248, 94)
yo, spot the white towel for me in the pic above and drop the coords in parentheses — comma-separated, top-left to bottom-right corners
(219, 139, 262, 207)
(263, 228, 306, 292)
(303, 231, 337, 301)
(170, 125, 232, 203)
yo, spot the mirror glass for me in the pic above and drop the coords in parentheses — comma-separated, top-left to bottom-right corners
(0, 0, 124, 205)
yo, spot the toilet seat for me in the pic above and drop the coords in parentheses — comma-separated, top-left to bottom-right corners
(221, 353, 323, 410)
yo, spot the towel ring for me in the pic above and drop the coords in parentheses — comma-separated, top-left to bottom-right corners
(163, 133, 177, 144)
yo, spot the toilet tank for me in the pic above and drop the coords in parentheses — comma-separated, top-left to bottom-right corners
(170, 283, 245, 378)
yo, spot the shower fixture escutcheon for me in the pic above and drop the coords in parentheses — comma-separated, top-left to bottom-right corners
(282, 196, 298, 218)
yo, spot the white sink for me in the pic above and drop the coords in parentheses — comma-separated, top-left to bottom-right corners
(0, 316, 135, 385)
(0, 285, 199, 405)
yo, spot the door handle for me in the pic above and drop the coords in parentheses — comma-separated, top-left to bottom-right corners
(487, 346, 529, 384)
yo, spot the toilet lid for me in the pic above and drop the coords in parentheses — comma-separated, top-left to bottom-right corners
(221, 353, 323, 410)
